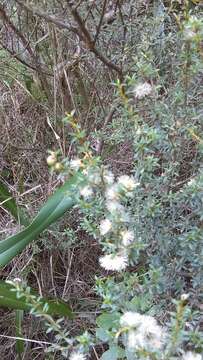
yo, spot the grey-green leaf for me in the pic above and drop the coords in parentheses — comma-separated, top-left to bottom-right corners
(96, 313, 120, 330)
(0, 280, 73, 318)
(101, 346, 125, 360)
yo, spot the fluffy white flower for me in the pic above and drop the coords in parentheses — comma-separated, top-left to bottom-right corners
(141, 317, 165, 349)
(99, 219, 112, 235)
(182, 352, 202, 360)
(181, 293, 190, 301)
(69, 351, 86, 360)
(102, 170, 115, 185)
(47, 153, 57, 166)
(139, 315, 159, 334)
(70, 158, 82, 171)
(106, 201, 130, 223)
(120, 312, 166, 351)
(105, 184, 120, 201)
(87, 171, 101, 185)
(127, 330, 145, 350)
(133, 82, 152, 99)
(99, 253, 128, 271)
(120, 312, 142, 328)
(118, 175, 139, 192)
(121, 230, 134, 246)
(80, 185, 93, 199)
(106, 201, 124, 214)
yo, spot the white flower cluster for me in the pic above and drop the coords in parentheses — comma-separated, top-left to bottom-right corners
(120, 311, 166, 351)
(78, 166, 114, 200)
(80, 185, 93, 199)
(98, 172, 139, 271)
(72, 160, 139, 271)
(99, 218, 112, 235)
(99, 253, 128, 271)
(69, 351, 86, 360)
(70, 158, 83, 171)
(182, 352, 202, 360)
(133, 82, 152, 99)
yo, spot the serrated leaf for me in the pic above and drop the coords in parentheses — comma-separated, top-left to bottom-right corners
(0, 172, 84, 267)
(0, 280, 73, 318)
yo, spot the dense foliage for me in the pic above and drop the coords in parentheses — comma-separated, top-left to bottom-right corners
(0, 1, 202, 359)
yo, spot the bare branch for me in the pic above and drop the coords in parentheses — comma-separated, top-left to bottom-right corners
(66, 1, 93, 47)
(97, 106, 117, 155)
(14, 0, 123, 78)
(0, 5, 34, 56)
(66, 1, 123, 78)
(94, 0, 108, 44)
(14, 0, 83, 40)
(0, 41, 52, 76)
(0, 5, 52, 76)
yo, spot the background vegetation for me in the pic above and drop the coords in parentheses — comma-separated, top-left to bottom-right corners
(0, 0, 202, 359)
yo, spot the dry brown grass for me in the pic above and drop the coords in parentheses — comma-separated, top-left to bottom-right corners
(0, 78, 109, 359)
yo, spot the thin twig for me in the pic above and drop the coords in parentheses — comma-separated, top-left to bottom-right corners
(94, 0, 108, 44)
(66, 1, 123, 77)
(0, 42, 52, 76)
(15, 0, 82, 39)
(62, 250, 73, 299)
(0, 5, 34, 56)
(97, 106, 117, 155)
(0, 334, 53, 346)
(15, 0, 123, 76)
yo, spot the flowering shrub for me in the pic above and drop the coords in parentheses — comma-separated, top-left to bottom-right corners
(36, 9, 203, 358)
(2, 5, 202, 360)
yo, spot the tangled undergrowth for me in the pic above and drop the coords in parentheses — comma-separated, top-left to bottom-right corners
(0, 1, 202, 359)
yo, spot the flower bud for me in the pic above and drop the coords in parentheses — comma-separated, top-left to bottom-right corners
(54, 162, 63, 172)
(47, 153, 57, 166)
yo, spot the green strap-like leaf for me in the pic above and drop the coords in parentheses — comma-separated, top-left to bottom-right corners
(0, 173, 84, 267)
(15, 309, 24, 358)
(0, 280, 73, 317)
(0, 180, 28, 226)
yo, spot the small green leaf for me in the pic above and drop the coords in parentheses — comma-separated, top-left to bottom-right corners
(0, 281, 73, 318)
(101, 346, 125, 360)
(96, 327, 111, 342)
(96, 312, 120, 330)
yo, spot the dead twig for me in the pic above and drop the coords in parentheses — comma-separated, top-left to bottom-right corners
(15, 0, 123, 78)
(97, 106, 117, 155)
(93, 0, 108, 44)
(15, 0, 83, 39)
